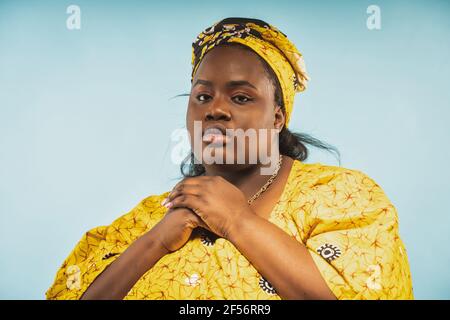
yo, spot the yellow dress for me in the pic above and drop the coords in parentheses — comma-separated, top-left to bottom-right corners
(46, 160, 414, 300)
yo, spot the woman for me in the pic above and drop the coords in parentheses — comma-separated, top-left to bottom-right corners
(46, 17, 413, 300)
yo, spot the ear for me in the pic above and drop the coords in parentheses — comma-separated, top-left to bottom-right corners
(274, 105, 285, 132)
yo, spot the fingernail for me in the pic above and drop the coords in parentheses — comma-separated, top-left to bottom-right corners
(164, 202, 173, 209)
(161, 198, 168, 206)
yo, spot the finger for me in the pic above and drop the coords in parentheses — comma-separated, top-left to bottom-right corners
(167, 194, 207, 219)
(194, 216, 210, 230)
(166, 184, 202, 203)
(173, 207, 211, 232)
(162, 178, 206, 206)
(189, 214, 210, 231)
(161, 175, 217, 207)
(170, 176, 213, 193)
(184, 210, 202, 229)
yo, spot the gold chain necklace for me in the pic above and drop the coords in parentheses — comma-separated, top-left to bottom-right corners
(247, 155, 283, 205)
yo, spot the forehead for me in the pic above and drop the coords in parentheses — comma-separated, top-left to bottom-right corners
(193, 45, 268, 84)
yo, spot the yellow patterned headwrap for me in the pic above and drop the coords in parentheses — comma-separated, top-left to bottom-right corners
(191, 17, 309, 127)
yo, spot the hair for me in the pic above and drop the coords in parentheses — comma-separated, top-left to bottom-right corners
(180, 42, 340, 177)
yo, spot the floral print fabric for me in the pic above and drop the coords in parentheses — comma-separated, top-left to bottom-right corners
(46, 160, 413, 300)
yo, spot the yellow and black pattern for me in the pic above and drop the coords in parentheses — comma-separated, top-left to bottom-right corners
(191, 17, 310, 127)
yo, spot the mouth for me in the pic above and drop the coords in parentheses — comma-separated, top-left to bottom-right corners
(202, 125, 231, 146)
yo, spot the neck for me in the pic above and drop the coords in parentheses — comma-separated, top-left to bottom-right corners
(202, 156, 288, 200)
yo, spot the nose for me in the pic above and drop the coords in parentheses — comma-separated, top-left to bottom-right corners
(205, 95, 231, 122)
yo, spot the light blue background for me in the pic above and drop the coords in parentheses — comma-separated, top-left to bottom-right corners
(1, 0, 449, 299)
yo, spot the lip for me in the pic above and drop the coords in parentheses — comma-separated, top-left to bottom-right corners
(202, 123, 231, 137)
(202, 123, 232, 145)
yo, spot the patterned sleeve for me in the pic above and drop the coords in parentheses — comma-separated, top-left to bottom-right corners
(303, 169, 414, 300)
(45, 194, 167, 300)
(45, 225, 127, 300)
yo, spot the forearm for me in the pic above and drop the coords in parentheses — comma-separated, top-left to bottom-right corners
(228, 212, 336, 300)
(81, 226, 168, 300)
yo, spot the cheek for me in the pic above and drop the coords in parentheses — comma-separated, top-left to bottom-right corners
(263, 109, 276, 128)
(251, 104, 276, 129)
(185, 101, 193, 137)
(186, 101, 197, 126)
(253, 85, 277, 129)
(186, 102, 203, 146)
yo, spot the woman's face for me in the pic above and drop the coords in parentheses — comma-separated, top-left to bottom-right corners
(187, 44, 285, 167)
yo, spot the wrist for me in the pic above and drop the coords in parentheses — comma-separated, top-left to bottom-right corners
(227, 207, 259, 244)
(142, 226, 170, 258)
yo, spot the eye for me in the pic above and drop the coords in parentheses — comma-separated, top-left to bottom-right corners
(232, 95, 253, 104)
(196, 94, 212, 103)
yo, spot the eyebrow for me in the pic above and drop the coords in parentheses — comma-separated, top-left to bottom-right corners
(193, 79, 257, 90)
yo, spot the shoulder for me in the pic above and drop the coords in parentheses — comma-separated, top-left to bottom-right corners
(111, 191, 170, 226)
(81, 191, 171, 248)
(294, 161, 385, 197)
(292, 161, 396, 222)
(45, 191, 170, 299)
(293, 163, 413, 300)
